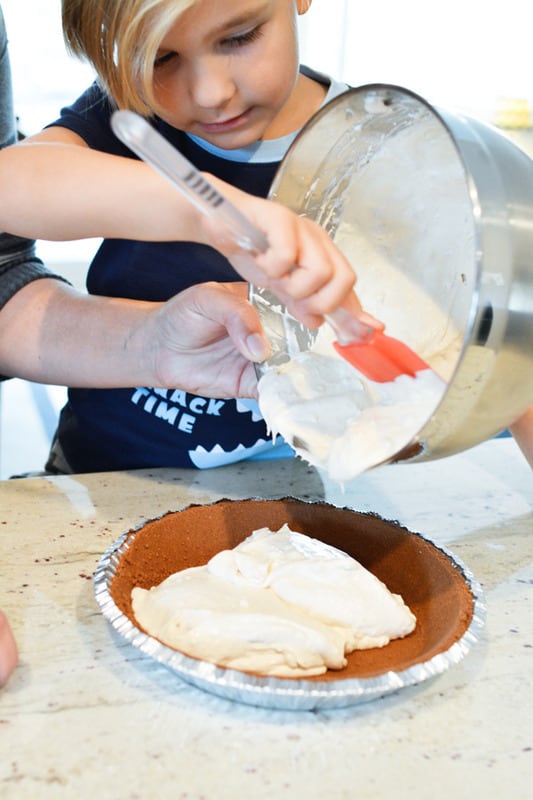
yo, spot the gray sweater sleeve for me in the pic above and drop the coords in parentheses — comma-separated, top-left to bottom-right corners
(0, 233, 70, 311)
(0, 5, 70, 314)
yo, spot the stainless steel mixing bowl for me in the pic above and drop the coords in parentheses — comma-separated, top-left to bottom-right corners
(251, 84, 533, 463)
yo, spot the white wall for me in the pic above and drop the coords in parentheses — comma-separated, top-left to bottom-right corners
(4, 0, 531, 134)
(299, 0, 531, 121)
(2, 0, 100, 266)
(2, 0, 95, 134)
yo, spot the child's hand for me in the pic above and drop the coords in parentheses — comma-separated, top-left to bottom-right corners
(204, 179, 382, 334)
(0, 611, 18, 688)
(510, 406, 533, 469)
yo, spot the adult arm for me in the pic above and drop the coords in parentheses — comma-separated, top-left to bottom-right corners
(0, 278, 269, 397)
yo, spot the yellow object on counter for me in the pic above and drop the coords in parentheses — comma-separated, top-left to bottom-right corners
(494, 97, 532, 129)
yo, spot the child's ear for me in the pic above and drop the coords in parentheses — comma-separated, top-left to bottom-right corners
(296, 0, 312, 15)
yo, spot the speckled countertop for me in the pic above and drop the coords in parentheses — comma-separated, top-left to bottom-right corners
(1, 438, 531, 799)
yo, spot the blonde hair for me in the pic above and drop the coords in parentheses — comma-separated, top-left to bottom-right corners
(62, 0, 198, 114)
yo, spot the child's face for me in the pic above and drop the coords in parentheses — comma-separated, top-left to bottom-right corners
(152, 0, 308, 148)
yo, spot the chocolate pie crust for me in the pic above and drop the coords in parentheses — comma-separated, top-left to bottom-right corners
(110, 498, 474, 681)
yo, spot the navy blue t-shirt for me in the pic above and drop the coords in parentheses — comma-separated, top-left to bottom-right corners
(46, 72, 345, 473)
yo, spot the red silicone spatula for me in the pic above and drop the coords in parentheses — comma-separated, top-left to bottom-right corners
(333, 330, 430, 382)
(111, 109, 432, 383)
(322, 304, 432, 382)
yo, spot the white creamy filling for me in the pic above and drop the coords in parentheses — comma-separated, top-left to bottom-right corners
(132, 524, 416, 678)
(258, 345, 447, 482)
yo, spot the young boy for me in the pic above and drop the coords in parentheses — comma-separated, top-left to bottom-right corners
(0, 0, 374, 473)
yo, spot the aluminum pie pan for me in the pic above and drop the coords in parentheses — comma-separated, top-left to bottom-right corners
(94, 498, 486, 711)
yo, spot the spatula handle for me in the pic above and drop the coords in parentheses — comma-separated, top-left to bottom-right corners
(324, 309, 375, 345)
(111, 110, 268, 254)
(112, 110, 372, 343)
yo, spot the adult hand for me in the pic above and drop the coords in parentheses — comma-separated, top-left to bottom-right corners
(145, 281, 270, 398)
(0, 279, 269, 395)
